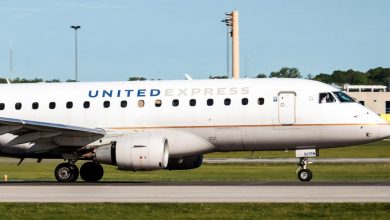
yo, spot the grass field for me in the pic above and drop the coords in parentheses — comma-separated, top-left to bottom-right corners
(1, 161, 389, 182)
(0, 203, 389, 220)
(206, 140, 390, 158)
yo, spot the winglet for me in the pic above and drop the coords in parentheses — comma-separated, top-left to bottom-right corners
(6, 78, 11, 84)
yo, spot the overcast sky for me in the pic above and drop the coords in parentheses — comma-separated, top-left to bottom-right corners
(0, 0, 389, 81)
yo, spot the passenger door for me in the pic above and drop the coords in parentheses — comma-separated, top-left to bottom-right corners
(278, 92, 296, 124)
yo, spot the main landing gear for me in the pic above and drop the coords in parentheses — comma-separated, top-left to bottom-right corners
(54, 162, 79, 182)
(54, 161, 104, 182)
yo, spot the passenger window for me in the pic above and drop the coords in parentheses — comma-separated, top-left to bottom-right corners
(207, 99, 214, 106)
(258, 98, 264, 105)
(155, 99, 162, 107)
(103, 101, 110, 108)
(172, 99, 179, 107)
(319, 93, 336, 103)
(242, 98, 248, 105)
(49, 102, 56, 109)
(120, 100, 127, 108)
(224, 98, 231, 106)
(189, 99, 196, 106)
(15, 102, 22, 110)
(138, 100, 145, 107)
(0, 103, 4, 110)
(32, 102, 39, 110)
(83, 101, 90, 108)
(66, 101, 73, 109)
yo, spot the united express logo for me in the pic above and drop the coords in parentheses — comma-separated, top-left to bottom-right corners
(88, 87, 249, 98)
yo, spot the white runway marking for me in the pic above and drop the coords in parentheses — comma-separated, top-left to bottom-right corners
(0, 184, 389, 203)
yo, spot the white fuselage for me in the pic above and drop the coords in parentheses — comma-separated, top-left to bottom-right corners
(0, 78, 389, 158)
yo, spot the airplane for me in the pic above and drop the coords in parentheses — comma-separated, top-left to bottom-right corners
(0, 78, 389, 182)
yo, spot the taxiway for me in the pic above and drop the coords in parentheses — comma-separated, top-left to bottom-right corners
(0, 182, 389, 203)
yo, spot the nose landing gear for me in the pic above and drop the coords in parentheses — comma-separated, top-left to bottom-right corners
(296, 157, 313, 182)
(295, 148, 318, 182)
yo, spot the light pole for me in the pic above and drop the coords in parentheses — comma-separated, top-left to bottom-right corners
(222, 16, 232, 78)
(222, 11, 240, 79)
(70, 25, 81, 81)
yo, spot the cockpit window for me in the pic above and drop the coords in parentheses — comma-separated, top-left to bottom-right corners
(332, 91, 355, 103)
(319, 93, 336, 103)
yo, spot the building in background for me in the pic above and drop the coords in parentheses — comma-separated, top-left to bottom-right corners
(345, 85, 390, 122)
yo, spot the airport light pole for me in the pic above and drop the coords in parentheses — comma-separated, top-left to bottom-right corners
(70, 25, 81, 81)
(222, 11, 240, 79)
(221, 18, 231, 78)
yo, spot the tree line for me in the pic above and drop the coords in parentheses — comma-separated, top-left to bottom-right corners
(312, 67, 390, 85)
(211, 66, 390, 86)
(1, 67, 389, 85)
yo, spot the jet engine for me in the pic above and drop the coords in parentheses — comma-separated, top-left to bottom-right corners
(166, 155, 203, 170)
(95, 132, 169, 171)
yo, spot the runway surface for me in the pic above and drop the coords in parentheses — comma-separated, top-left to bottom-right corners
(204, 158, 390, 164)
(1, 182, 389, 203)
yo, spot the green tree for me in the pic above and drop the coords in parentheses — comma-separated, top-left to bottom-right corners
(209, 75, 228, 79)
(0, 78, 9, 84)
(255, 73, 267, 78)
(270, 67, 301, 78)
(11, 78, 44, 83)
(331, 69, 368, 85)
(46, 79, 61, 83)
(312, 73, 333, 84)
(366, 67, 390, 85)
(129, 77, 147, 81)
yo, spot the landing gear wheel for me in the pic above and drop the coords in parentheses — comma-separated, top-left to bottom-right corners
(298, 169, 312, 182)
(54, 163, 79, 182)
(80, 162, 104, 182)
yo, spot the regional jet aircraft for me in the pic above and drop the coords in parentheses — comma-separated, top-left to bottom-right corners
(0, 78, 389, 182)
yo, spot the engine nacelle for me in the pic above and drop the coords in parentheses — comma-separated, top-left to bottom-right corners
(166, 155, 203, 170)
(95, 132, 169, 171)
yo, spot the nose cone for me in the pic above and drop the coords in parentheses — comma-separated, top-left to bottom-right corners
(379, 123, 390, 139)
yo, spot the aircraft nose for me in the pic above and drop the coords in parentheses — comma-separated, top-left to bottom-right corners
(378, 124, 390, 139)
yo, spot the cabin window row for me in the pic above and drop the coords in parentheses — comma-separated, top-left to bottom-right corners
(0, 98, 264, 110)
(152, 98, 264, 108)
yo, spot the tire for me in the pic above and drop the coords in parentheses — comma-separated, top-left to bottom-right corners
(54, 163, 79, 182)
(80, 162, 104, 182)
(298, 169, 313, 182)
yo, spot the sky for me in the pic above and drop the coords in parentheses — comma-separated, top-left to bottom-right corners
(0, 0, 389, 82)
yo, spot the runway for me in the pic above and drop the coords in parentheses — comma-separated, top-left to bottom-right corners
(204, 158, 390, 164)
(1, 182, 389, 203)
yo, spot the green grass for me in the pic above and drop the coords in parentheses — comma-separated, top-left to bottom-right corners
(206, 140, 390, 158)
(0, 203, 389, 220)
(1, 161, 390, 182)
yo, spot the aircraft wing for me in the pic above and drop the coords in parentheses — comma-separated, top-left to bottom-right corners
(0, 117, 105, 147)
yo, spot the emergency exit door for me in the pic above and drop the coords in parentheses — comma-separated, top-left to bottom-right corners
(278, 92, 296, 124)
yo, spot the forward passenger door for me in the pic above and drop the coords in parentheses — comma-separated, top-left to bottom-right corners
(278, 92, 296, 124)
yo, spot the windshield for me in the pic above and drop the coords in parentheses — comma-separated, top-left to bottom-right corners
(332, 91, 356, 103)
